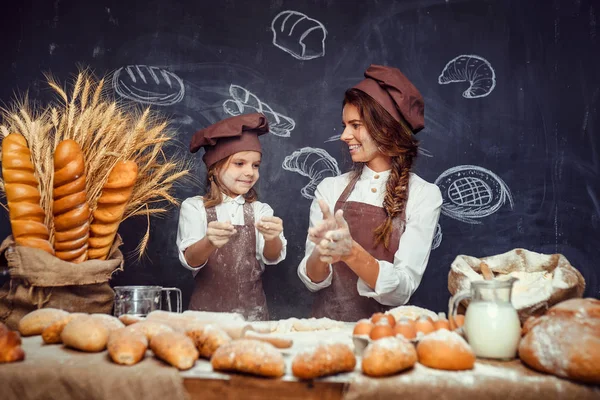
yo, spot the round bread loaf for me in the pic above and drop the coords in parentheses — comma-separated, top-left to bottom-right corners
(518, 298, 600, 384)
(362, 336, 417, 377)
(416, 329, 475, 371)
(292, 342, 356, 379)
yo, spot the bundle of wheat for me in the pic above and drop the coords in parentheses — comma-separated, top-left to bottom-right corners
(0, 70, 190, 261)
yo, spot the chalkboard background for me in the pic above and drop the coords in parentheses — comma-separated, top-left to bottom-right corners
(1, 0, 599, 319)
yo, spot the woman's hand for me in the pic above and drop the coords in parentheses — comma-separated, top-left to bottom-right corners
(308, 200, 338, 245)
(206, 221, 237, 248)
(256, 216, 283, 241)
(310, 200, 353, 263)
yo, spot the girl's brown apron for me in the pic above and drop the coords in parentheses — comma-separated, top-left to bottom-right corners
(188, 202, 269, 321)
(312, 174, 405, 321)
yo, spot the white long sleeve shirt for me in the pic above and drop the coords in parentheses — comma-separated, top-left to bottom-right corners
(297, 166, 442, 306)
(176, 194, 287, 276)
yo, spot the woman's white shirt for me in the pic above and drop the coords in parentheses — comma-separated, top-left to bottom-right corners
(297, 166, 442, 306)
(177, 194, 287, 276)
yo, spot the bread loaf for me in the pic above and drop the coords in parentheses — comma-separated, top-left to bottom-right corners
(52, 139, 90, 263)
(118, 314, 145, 326)
(518, 298, 600, 384)
(292, 342, 356, 379)
(0, 322, 25, 363)
(42, 313, 87, 344)
(18, 308, 69, 336)
(124, 321, 174, 341)
(1, 133, 53, 254)
(107, 328, 148, 366)
(150, 331, 198, 370)
(90, 313, 125, 331)
(186, 324, 231, 359)
(362, 336, 417, 377)
(244, 330, 293, 349)
(61, 316, 109, 352)
(211, 339, 285, 378)
(88, 160, 138, 260)
(416, 329, 475, 371)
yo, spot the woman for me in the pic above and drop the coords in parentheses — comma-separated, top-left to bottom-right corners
(297, 64, 442, 321)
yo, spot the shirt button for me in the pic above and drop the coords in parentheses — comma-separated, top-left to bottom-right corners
(371, 188, 377, 193)
(374, 174, 380, 179)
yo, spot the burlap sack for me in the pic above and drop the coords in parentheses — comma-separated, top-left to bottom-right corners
(448, 248, 585, 323)
(0, 235, 124, 330)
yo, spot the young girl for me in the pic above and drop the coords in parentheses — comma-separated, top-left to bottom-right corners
(297, 65, 442, 321)
(177, 113, 286, 321)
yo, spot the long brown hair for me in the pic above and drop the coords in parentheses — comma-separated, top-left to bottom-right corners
(343, 88, 419, 249)
(202, 155, 258, 208)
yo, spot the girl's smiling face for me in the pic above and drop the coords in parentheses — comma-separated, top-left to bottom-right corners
(340, 104, 391, 172)
(218, 151, 261, 196)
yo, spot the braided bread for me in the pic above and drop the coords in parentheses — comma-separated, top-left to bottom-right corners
(53, 139, 90, 263)
(1, 133, 53, 254)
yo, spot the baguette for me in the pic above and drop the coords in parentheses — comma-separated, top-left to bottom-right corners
(88, 161, 138, 260)
(150, 331, 198, 370)
(1, 133, 53, 254)
(52, 139, 90, 263)
(107, 328, 148, 366)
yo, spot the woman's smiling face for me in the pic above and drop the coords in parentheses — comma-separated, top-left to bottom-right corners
(340, 104, 391, 172)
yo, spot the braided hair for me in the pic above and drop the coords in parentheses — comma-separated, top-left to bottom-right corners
(343, 88, 419, 249)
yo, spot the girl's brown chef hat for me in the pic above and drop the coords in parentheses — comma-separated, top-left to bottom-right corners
(353, 64, 425, 133)
(190, 113, 269, 167)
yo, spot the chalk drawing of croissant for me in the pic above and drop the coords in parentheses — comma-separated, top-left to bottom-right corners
(223, 84, 295, 138)
(271, 10, 327, 60)
(438, 55, 496, 99)
(282, 147, 340, 199)
(112, 65, 185, 106)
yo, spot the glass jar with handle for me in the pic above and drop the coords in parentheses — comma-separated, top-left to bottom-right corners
(113, 286, 182, 317)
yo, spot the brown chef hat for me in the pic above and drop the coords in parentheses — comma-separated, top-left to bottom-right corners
(353, 64, 425, 133)
(190, 113, 269, 167)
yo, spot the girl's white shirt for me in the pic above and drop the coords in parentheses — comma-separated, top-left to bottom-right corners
(177, 194, 287, 276)
(297, 166, 442, 307)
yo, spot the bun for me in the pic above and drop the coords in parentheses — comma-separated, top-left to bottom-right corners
(150, 331, 198, 370)
(52, 139, 90, 263)
(1, 133, 53, 254)
(211, 339, 285, 378)
(518, 298, 600, 384)
(90, 313, 125, 331)
(42, 313, 87, 344)
(0, 322, 25, 363)
(124, 321, 174, 341)
(416, 329, 475, 371)
(88, 161, 137, 260)
(362, 337, 417, 377)
(292, 343, 356, 379)
(107, 328, 148, 366)
(186, 324, 231, 359)
(118, 314, 145, 326)
(61, 316, 109, 352)
(18, 308, 69, 336)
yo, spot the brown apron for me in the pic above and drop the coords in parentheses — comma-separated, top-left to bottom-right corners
(188, 202, 269, 321)
(312, 174, 405, 321)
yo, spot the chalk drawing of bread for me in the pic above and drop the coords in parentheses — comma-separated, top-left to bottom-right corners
(223, 84, 295, 137)
(271, 10, 327, 60)
(282, 147, 340, 199)
(438, 55, 496, 99)
(432, 223, 442, 250)
(112, 65, 185, 106)
(434, 165, 513, 224)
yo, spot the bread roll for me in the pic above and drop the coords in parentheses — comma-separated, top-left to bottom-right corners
(61, 316, 109, 352)
(90, 313, 125, 331)
(362, 336, 417, 377)
(150, 331, 198, 370)
(186, 324, 231, 359)
(518, 298, 600, 384)
(292, 343, 356, 379)
(107, 328, 148, 366)
(416, 329, 475, 371)
(0, 322, 25, 363)
(88, 161, 138, 260)
(124, 321, 174, 341)
(52, 139, 90, 263)
(42, 313, 87, 344)
(211, 339, 285, 378)
(244, 331, 293, 349)
(18, 308, 69, 336)
(1, 133, 53, 254)
(118, 314, 145, 326)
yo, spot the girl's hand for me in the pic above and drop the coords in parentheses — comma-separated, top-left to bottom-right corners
(307, 199, 338, 245)
(256, 216, 283, 241)
(206, 221, 237, 248)
(315, 210, 353, 264)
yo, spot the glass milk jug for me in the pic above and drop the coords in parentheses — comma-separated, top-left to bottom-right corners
(449, 278, 521, 360)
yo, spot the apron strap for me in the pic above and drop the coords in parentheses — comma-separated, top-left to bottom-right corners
(336, 173, 361, 209)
